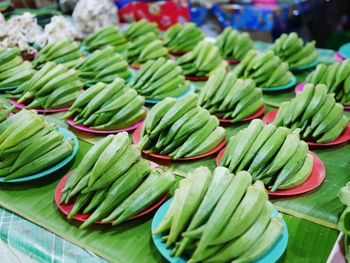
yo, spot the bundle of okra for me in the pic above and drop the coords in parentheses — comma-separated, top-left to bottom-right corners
(339, 182, 350, 262)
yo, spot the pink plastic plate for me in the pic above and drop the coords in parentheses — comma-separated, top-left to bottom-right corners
(218, 105, 266, 123)
(263, 109, 350, 146)
(216, 149, 325, 197)
(132, 126, 226, 161)
(10, 99, 70, 113)
(334, 52, 345, 63)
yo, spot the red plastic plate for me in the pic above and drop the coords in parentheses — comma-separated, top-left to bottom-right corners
(185, 75, 209, 81)
(216, 148, 325, 197)
(10, 99, 70, 113)
(226, 59, 240, 64)
(218, 105, 266, 123)
(170, 50, 187, 56)
(132, 126, 226, 161)
(55, 167, 167, 224)
(263, 109, 350, 146)
(66, 118, 144, 134)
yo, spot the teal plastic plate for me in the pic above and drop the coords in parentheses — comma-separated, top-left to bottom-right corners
(0, 86, 17, 91)
(145, 84, 196, 104)
(290, 60, 318, 71)
(152, 198, 288, 263)
(339, 43, 350, 59)
(261, 75, 297, 92)
(0, 127, 79, 183)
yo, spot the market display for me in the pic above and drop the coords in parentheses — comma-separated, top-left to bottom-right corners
(0, 48, 35, 88)
(270, 32, 318, 69)
(63, 78, 146, 130)
(164, 22, 204, 54)
(219, 119, 313, 191)
(126, 57, 190, 100)
(153, 166, 284, 262)
(339, 182, 350, 262)
(198, 68, 264, 122)
(75, 46, 131, 84)
(60, 132, 174, 228)
(124, 19, 160, 42)
(216, 27, 253, 61)
(32, 39, 83, 69)
(234, 50, 293, 88)
(304, 60, 350, 105)
(176, 41, 227, 77)
(274, 83, 348, 143)
(82, 26, 128, 53)
(0, 109, 75, 180)
(9, 62, 82, 110)
(139, 94, 225, 159)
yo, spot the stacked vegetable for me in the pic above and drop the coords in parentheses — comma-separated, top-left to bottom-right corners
(304, 60, 350, 105)
(82, 26, 128, 52)
(220, 119, 313, 191)
(234, 50, 293, 88)
(216, 27, 253, 60)
(32, 39, 83, 69)
(270, 32, 318, 68)
(60, 132, 174, 228)
(338, 182, 350, 262)
(139, 94, 225, 159)
(176, 41, 227, 77)
(153, 166, 284, 262)
(124, 19, 159, 42)
(164, 23, 204, 53)
(127, 57, 190, 100)
(125, 32, 169, 64)
(9, 62, 82, 109)
(0, 48, 35, 88)
(63, 78, 146, 130)
(274, 84, 348, 143)
(0, 109, 75, 180)
(199, 68, 263, 122)
(76, 46, 131, 84)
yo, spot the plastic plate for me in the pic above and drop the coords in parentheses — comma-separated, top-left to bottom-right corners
(226, 58, 240, 64)
(295, 83, 350, 110)
(169, 50, 187, 56)
(132, 126, 226, 161)
(339, 43, 350, 59)
(334, 52, 345, 63)
(216, 149, 325, 196)
(219, 105, 266, 123)
(145, 84, 196, 104)
(0, 127, 79, 183)
(10, 99, 70, 113)
(290, 60, 318, 71)
(151, 198, 288, 263)
(263, 109, 350, 146)
(0, 86, 17, 91)
(261, 75, 297, 91)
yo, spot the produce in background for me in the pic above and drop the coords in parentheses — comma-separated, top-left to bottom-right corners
(139, 94, 225, 159)
(9, 62, 82, 110)
(60, 132, 174, 228)
(304, 60, 350, 105)
(339, 182, 350, 262)
(82, 26, 128, 52)
(0, 48, 35, 88)
(270, 32, 318, 68)
(124, 19, 160, 42)
(75, 46, 131, 85)
(153, 166, 284, 262)
(220, 119, 313, 191)
(63, 78, 146, 130)
(32, 39, 84, 69)
(176, 41, 227, 77)
(164, 22, 204, 53)
(125, 32, 169, 64)
(198, 68, 263, 122)
(234, 50, 293, 88)
(0, 109, 74, 180)
(216, 27, 253, 60)
(126, 57, 190, 100)
(274, 83, 348, 143)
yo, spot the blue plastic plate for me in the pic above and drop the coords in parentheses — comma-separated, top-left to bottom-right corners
(339, 43, 350, 59)
(0, 86, 17, 91)
(145, 84, 196, 104)
(261, 75, 297, 92)
(151, 198, 288, 263)
(0, 127, 79, 183)
(80, 45, 90, 56)
(290, 60, 318, 71)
